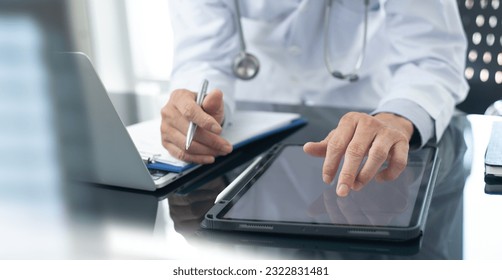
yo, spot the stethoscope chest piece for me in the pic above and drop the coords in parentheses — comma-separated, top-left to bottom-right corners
(232, 51, 260, 80)
(232, 0, 369, 82)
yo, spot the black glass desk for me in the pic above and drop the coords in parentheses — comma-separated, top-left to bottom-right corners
(3, 104, 502, 259)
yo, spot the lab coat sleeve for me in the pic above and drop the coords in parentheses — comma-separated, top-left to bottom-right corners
(168, 0, 239, 120)
(378, 0, 469, 142)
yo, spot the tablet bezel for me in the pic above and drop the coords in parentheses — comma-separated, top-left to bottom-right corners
(202, 144, 439, 241)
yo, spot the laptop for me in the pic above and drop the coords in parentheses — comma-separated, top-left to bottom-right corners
(61, 52, 197, 191)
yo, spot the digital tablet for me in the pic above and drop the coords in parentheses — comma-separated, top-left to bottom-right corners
(202, 144, 439, 241)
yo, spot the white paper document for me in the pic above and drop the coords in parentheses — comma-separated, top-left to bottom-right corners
(127, 110, 305, 172)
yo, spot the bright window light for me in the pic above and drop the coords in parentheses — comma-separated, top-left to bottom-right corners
(125, 0, 174, 82)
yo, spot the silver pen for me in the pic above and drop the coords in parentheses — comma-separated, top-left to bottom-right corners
(185, 79, 209, 150)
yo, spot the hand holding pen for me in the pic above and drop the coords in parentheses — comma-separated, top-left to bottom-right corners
(160, 79, 233, 164)
(185, 79, 209, 150)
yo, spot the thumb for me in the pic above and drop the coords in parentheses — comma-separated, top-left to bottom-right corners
(202, 89, 225, 124)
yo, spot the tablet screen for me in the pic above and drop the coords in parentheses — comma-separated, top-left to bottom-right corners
(221, 145, 433, 228)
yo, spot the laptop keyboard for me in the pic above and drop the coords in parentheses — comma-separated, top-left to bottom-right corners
(149, 169, 169, 181)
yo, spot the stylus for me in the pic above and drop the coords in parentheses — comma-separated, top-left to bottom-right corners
(215, 155, 264, 203)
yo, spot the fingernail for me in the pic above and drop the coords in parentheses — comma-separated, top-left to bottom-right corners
(211, 124, 221, 134)
(337, 184, 349, 197)
(323, 174, 332, 184)
(222, 144, 233, 154)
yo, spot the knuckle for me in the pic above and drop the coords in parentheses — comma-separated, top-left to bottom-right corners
(181, 103, 195, 119)
(339, 172, 356, 183)
(171, 89, 185, 99)
(340, 112, 357, 124)
(393, 157, 408, 171)
(358, 113, 374, 127)
(365, 117, 380, 128)
(160, 106, 169, 118)
(170, 111, 184, 125)
(346, 143, 366, 158)
(339, 112, 370, 127)
(161, 103, 177, 119)
(327, 141, 346, 154)
(379, 128, 393, 139)
(323, 161, 336, 173)
(369, 147, 388, 162)
(162, 104, 181, 123)
(202, 114, 214, 128)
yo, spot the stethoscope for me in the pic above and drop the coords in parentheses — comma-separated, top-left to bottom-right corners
(232, 0, 370, 82)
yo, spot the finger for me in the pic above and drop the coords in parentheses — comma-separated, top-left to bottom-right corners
(193, 128, 233, 154)
(303, 141, 327, 157)
(303, 130, 336, 157)
(162, 124, 228, 156)
(173, 91, 222, 134)
(333, 116, 376, 195)
(161, 116, 186, 150)
(376, 140, 409, 182)
(322, 124, 356, 185)
(163, 103, 189, 129)
(202, 89, 225, 125)
(353, 135, 393, 191)
(162, 142, 216, 164)
(336, 134, 374, 195)
(163, 110, 232, 154)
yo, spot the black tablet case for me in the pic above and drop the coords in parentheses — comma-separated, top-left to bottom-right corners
(202, 145, 439, 241)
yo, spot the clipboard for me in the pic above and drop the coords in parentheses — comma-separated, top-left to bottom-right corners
(127, 111, 307, 173)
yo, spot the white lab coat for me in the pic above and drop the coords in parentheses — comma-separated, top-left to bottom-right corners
(168, 0, 468, 142)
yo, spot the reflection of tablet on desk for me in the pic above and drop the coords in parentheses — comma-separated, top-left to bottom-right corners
(196, 228, 422, 257)
(202, 144, 439, 241)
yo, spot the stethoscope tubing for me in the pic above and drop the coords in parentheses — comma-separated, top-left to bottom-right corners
(232, 0, 369, 82)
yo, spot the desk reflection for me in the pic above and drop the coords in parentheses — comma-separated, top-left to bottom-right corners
(58, 109, 471, 259)
(161, 115, 470, 259)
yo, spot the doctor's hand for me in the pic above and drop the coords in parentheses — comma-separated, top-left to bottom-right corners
(303, 112, 414, 197)
(160, 88, 232, 164)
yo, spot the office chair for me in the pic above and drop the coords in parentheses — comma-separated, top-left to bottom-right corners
(456, 0, 502, 115)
